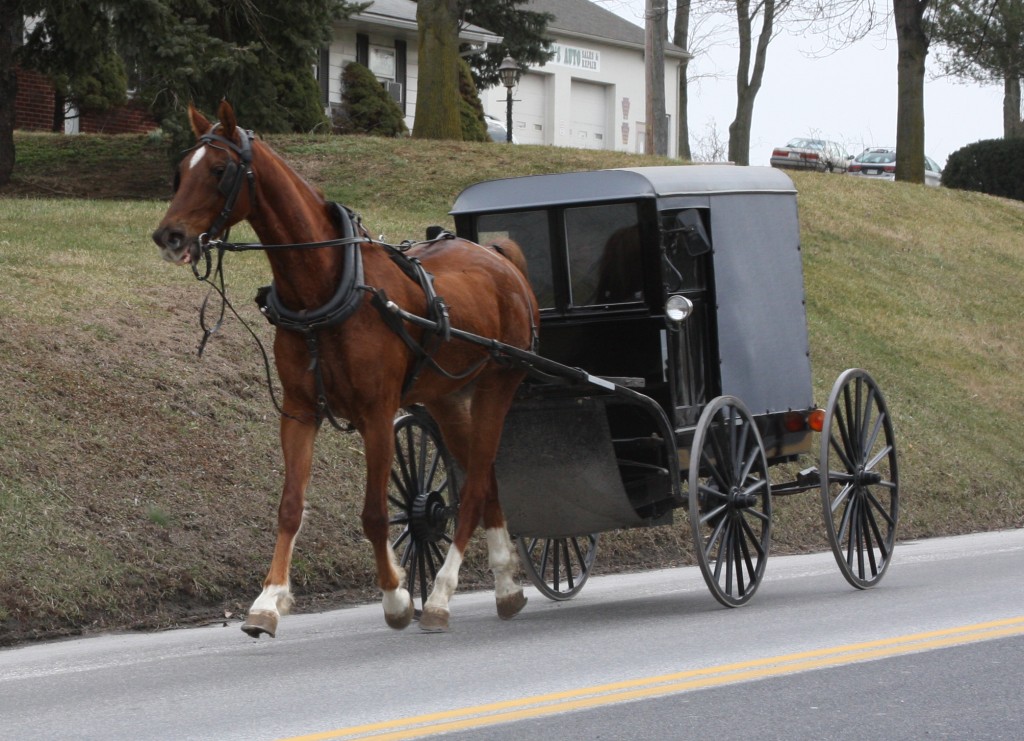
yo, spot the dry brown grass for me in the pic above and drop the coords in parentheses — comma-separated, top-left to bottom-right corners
(2, 132, 1023, 646)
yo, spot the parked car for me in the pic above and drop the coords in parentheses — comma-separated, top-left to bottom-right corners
(846, 147, 942, 187)
(769, 138, 851, 173)
(485, 114, 518, 144)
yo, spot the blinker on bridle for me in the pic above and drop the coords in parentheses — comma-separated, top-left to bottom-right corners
(174, 123, 256, 257)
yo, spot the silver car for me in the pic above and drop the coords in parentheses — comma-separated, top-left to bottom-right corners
(847, 147, 942, 187)
(770, 138, 851, 173)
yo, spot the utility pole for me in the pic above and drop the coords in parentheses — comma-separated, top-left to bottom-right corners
(645, 0, 668, 156)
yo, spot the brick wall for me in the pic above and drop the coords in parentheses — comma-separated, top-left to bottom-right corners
(14, 67, 55, 131)
(79, 101, 159, 134)
(14, 66, 159, 134)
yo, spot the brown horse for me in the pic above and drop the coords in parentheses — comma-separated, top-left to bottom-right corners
(152, 100, 539, 637)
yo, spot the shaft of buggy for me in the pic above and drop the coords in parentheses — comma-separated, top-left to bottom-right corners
(383, 298, 681, 476)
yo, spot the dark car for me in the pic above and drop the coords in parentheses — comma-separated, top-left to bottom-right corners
(847, 147, 942, 187)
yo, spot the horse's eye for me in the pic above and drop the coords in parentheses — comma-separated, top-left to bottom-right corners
(212, 166, 226, 178)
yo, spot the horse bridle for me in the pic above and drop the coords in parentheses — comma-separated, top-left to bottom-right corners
(174, 123, 256, 245)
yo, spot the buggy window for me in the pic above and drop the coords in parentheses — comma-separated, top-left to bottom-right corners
(661, 209, 710, 292)
(564, 203, 642, 306)
(477, 210, 554, 309)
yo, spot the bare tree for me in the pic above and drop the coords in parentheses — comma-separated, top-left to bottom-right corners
(673, 0, 693, 160)
(894, 0, 931, 182)
(414, 0, 463, 139)
(691, 117, 730, 160)
(646, 0, 669, 154)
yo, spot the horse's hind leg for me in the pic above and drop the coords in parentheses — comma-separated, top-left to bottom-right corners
(482, 477, 527, 620)
(419, 464, 526, 631)
(419, 377, 527, 631)
(242, 415, 317, 638)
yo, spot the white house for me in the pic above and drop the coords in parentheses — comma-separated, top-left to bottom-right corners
(317, 0, 501, 131)
(480, 0, 689, 156)
(318, 0, 689, 156)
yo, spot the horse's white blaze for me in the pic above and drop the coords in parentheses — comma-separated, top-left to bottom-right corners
(250, 583, 292, 615)
(189, 146, 206, 170)
(486, 527, 520, 600)
(424, 546, 464, 613)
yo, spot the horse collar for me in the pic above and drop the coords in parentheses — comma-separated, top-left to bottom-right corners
(255, 204, 367, 334)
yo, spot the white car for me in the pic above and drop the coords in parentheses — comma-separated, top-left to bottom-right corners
(847, 147, 942, 187)
(770, 138, 850, 173)
(484, 114, 518, 144)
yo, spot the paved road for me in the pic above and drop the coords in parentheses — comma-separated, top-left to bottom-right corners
(2, 530, 1023, 740)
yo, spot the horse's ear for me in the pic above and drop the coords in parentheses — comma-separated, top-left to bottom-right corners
(218, 99, 237, 138)
(188, 104, 211, 138)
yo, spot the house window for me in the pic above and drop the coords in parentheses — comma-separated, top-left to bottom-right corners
(369, 46, 396, 80)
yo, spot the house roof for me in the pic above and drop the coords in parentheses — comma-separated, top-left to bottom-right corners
(352, 0, 501, 45)
(527, 0, 688, 57)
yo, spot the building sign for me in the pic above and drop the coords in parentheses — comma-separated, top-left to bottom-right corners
(550, 44, 600, 72)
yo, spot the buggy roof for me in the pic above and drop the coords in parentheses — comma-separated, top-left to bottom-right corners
(450, 165, 797, 215)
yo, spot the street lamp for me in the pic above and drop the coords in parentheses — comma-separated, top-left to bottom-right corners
(497, 56, 519, 143)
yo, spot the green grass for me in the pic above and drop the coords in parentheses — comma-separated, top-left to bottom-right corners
(1, 131, 1023, 645)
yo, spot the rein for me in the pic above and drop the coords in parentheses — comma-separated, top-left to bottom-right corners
(191, 209, 483, 432)
(184, 125, 507, 430)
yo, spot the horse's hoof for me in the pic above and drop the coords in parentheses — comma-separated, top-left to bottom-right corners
(497, 591, 528, 620)
(384, 600, 415, 630)
(241, 610, 278, 638)
(419, 606, 450, 633)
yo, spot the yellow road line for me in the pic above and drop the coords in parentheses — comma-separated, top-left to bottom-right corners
(281, 616, 1024, 741)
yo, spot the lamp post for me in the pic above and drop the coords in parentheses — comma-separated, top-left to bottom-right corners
(497, 56, 519, 143)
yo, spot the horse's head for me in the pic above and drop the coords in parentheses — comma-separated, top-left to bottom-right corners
(152, 100, 255, 265)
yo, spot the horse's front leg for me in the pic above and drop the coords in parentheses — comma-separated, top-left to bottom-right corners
(241, 415, 317, 638)
(361, 416, 414, 629)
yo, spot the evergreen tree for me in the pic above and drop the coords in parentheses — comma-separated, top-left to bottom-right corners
(0, 1, 361, 185)
(459, 0, 554, 90)
(335, 62, 408, 136)
(458, 57, 489, 142)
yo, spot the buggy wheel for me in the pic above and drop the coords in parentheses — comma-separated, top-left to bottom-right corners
(389, 410, 459, 612)
(820, 369, 899, 589)
(688, 396, 772, 607)
(516, 534, 598, 601)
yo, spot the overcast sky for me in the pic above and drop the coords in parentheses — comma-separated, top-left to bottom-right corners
(596, 0, 1005, 167)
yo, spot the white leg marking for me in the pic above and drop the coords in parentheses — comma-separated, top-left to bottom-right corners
(250, 583, 293, 615)
(188, 146, 206, 169)
(424, 546, 464, 613)
(486, 527, 521, 601)
(383, 588, 411, 616)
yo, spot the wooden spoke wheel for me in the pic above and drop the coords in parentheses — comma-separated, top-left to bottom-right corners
(820, 369, 899, 589)
(688, 396, 772, 607)
(389, 411, 459, 611)
(516, 534, 599, 601)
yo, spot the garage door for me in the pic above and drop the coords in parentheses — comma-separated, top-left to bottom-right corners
(514, 73, 547, 145)
(570, 80, 607, 150)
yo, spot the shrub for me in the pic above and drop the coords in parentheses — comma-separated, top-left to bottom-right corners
(458, 59, 490, 143)
(943, 138, 1024, 201)
(334, 62, 408, 137)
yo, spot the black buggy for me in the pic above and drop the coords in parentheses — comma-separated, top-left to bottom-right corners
(387, 165, 899, 609)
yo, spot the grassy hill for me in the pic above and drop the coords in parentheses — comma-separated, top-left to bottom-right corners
(2, 131, 1022, 645)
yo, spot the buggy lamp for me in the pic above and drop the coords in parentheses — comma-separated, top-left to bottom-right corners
(665, 295, 694, 323)
(784, 408, 826, 433)
(808, 408, 826, 432)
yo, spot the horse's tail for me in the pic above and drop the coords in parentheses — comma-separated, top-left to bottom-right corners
(488, 238, 529, 278)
